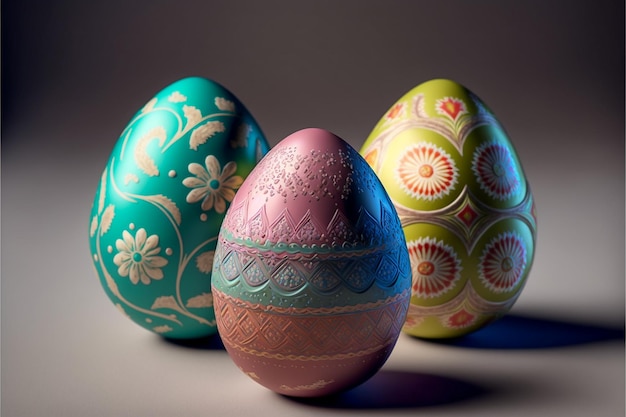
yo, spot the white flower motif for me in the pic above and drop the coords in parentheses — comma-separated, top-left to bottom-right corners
(113, 228, 168, 285)
(183, 156, 243, 213)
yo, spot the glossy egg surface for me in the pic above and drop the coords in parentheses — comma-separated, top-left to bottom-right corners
(89, 77, 269, 339)
(360, 79, 537, 338)
(212, 128, 411, 397)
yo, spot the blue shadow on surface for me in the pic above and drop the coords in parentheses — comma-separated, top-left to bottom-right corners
(420, 313, 625, 349)
(284, 370, 489, 409)
(160, 333, 226, 350)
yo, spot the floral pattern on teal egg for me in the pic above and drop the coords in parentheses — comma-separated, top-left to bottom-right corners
(89, 77, 270, 339)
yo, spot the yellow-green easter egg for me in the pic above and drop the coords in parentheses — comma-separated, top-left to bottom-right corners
(89, 77, 270, 339)
(360, 79, 537, 338)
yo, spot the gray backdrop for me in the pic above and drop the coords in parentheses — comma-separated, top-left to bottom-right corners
(2, 1, 624, 416)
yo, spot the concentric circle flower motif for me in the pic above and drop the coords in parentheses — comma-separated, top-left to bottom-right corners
(396, 143, 458, 201)
(183, 155, 243, 213)
(113, 228, 168, 285)
(408, 237, 462, 298)
(479, 231, 527, 293)
(472, 142, 521, 200)
(435, 97, 467, 120)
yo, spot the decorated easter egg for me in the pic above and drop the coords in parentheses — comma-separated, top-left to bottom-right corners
(212, 128, 411, 397)
(360, 79, 537, 339)
(88, 77, 270, 339)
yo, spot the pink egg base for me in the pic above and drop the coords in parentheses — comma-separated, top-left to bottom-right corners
(213, 288, 410, 397)
(224, 341, 393, 397)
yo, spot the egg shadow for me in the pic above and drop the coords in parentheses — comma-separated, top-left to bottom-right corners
(158, 333, 226, 350)
(418, 313, 624, 350)
(283, 370, 490, 409)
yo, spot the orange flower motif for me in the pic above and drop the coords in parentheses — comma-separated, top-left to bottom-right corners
(386, 103, 404, 119)
(435, 97, 466, 120)
(403, 314, 424, 330)
(363, 148, 379, 168)
(445, 309, 476, 329)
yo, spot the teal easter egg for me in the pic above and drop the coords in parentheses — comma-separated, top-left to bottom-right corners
(360, 79, 537, 339)
(88, 77, 270, 339)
